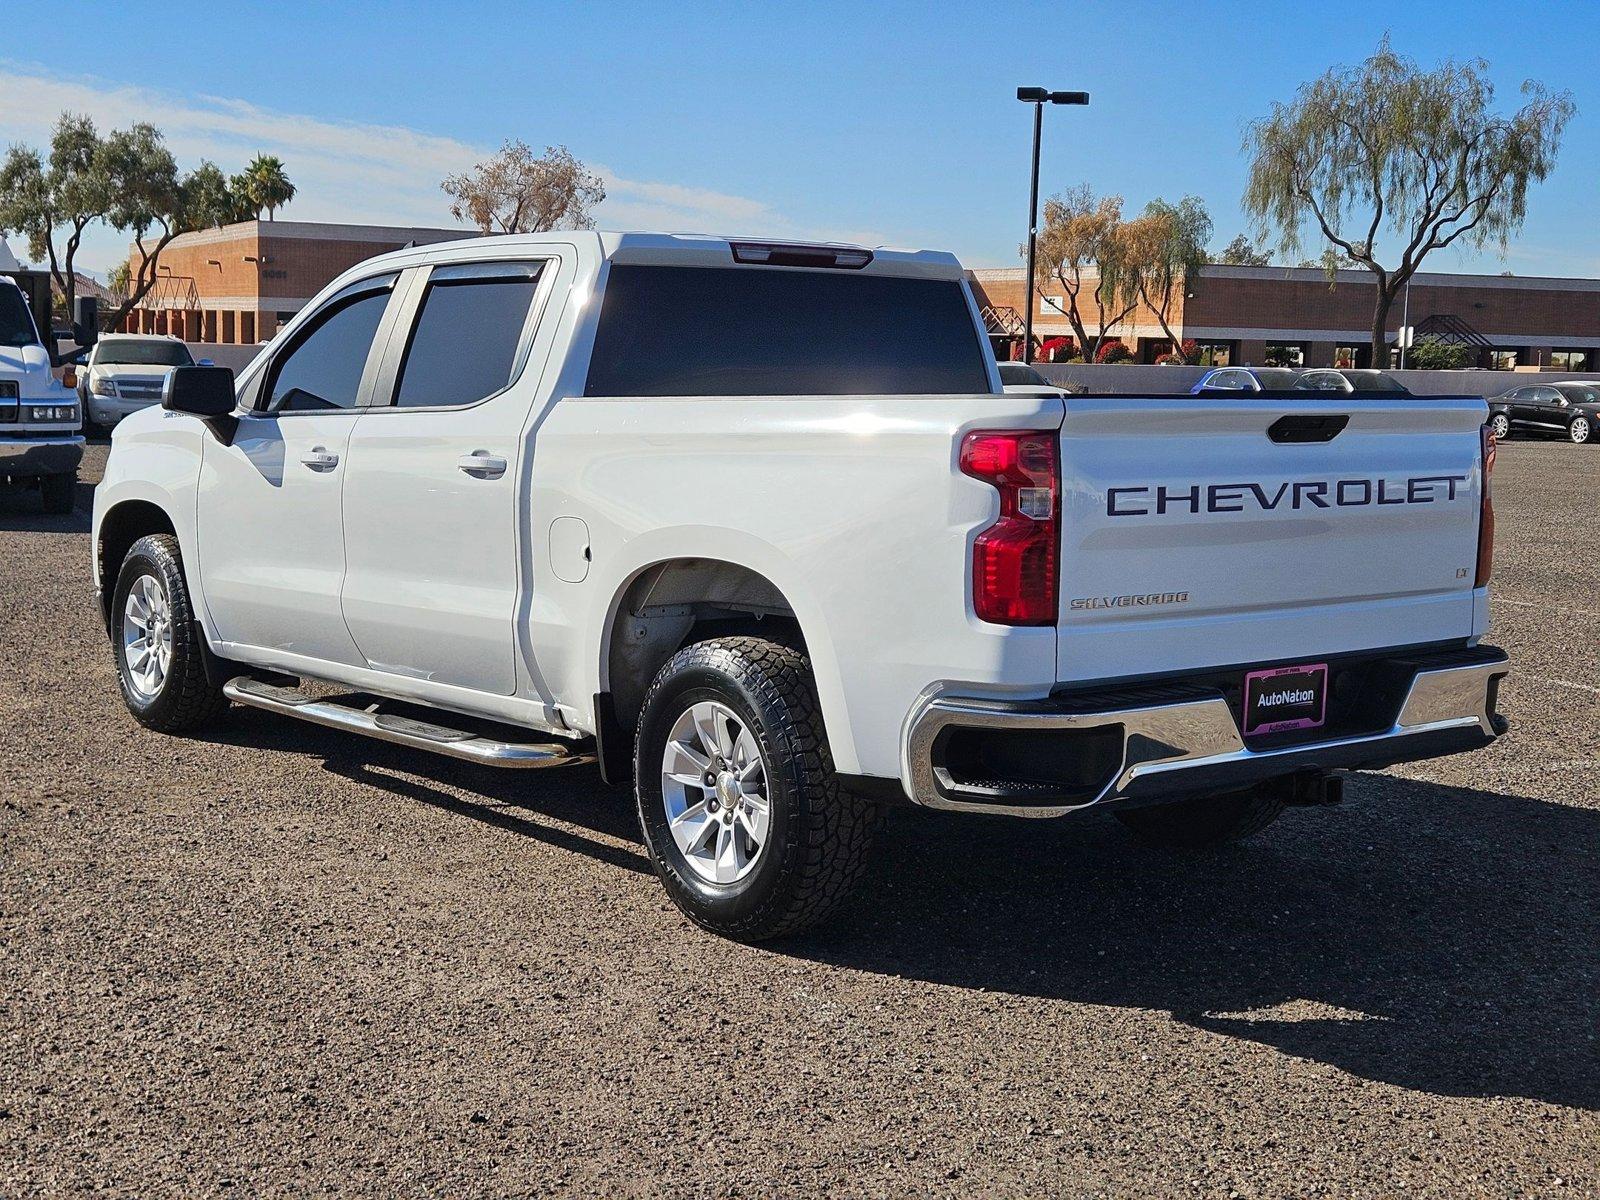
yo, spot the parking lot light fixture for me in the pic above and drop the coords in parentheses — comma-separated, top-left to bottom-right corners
(1018, 86, 1090, 364)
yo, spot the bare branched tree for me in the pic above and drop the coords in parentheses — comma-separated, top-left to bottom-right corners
(442, 141, 606, 234)
(1244, 38, 1574, 360)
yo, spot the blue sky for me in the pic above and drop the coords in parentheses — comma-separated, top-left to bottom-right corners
(3, 0, 1597, 277)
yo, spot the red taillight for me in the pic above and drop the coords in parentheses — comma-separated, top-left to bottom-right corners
(1475, 422, 1496, 587)
(960, 430, 1059, 625)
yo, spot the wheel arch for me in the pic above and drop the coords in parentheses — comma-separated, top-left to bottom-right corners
(95, 498, 179, 632)
(594, 551, 858, 775)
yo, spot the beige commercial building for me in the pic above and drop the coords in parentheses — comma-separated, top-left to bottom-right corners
(122, 220, 477, 344)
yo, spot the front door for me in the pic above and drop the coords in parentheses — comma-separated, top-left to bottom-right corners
(339, 258, 559, 695)
(196, 274, 399, 665)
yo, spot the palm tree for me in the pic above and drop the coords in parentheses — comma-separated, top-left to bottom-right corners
(238, 154, 296, 220)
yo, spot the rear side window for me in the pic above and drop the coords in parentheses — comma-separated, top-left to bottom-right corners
(264, 287, 391, 412)
(584, 265, 990, 396)
(392, 263, 543, 408)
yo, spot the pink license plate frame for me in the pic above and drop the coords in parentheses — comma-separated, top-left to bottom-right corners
(1242, 662, 1328, 736)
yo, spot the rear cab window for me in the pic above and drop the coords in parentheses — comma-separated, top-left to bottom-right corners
(584, 265, 991, 396)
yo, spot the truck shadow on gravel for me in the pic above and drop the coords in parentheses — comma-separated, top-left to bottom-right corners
(200, 710, 1595, 1109)
(211, 708, 651, 877)
(789, 775, 1600, 1111)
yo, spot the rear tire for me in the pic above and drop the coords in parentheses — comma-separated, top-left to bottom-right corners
(1115, 787, 1284, 848)
(1569, 415, 1592, 445)
(1489, 412, 1510, 441)
(111, 533, 230, 733)
(634, 635, 878, 941)
(40, 471, 75, 514)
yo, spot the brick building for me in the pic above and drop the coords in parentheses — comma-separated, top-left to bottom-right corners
(122, 220, 477, 344)
(969, 264, 1600, 371)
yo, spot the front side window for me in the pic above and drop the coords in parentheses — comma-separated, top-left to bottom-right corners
(391, 263, 543, 409)
(263, 286, 391, 413)
(1205, 369, 1250, 390)
(1295, 371, 1348, 392)
(0, 285, 39, 349)
(585, 265, 991, 396)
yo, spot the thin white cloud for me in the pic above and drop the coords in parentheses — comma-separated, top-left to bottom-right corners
(0, 61, 885, 272)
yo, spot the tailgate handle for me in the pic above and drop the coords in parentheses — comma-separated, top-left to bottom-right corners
(1268, 414, 1349, 444)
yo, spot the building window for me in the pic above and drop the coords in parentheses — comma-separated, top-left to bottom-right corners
(1192, 341, 1234, 367)
(1264, 343, 1305, 368)
(1333, 345, 1367, 369)
(1550, 349, 1592, 372)
(1490, 349, 1518, 371)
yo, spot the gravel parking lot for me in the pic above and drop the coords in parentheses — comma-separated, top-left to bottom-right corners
(3, 438, 1596, 1198)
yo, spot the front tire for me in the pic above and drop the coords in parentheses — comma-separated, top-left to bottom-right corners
(111, 533, 230, 733)
(634, 635, 878, 941)
(1569, 415, 1592, 445)
(1115, 787, 1284, 848)
(39, 471, 75, 514)
(1489, 412, 1511, 441)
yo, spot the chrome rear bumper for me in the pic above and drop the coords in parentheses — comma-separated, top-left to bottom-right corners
(906, 647, 1509, 818)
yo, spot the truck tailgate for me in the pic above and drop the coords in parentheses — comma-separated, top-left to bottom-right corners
(1056, 395, 1487, 684)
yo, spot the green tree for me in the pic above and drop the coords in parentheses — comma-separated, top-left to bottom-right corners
(1123, 195, 1212, 354)
(102, 130, 241, 330)
(235, 153, 296, 220)
(0, 113, 116, 329)
(1214, 233, 1270, 266)
(1406, 339, 1476, 370)
(442, 141, 606, 234)
(1244, 38, 1573, 361)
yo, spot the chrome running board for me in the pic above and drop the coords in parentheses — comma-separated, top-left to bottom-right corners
(223, 677, 596, 769)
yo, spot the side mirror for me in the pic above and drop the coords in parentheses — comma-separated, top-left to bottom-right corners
(163, 365, 237, 417)
(72, 296, 98, 349)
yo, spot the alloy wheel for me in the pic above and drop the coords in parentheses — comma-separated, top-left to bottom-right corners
(122, 573, 173, 699)
(660, 701, 771, 885)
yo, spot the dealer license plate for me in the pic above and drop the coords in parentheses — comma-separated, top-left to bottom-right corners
(1242, 662, 1328, 737)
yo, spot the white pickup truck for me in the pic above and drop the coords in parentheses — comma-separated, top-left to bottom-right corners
(92, 232, 1509, 940)
(1, 274, 91, 512)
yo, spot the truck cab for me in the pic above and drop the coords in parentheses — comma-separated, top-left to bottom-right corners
(0, 275, 92, 513)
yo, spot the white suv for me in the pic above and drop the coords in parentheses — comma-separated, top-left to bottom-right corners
(80, 334, 195, 433)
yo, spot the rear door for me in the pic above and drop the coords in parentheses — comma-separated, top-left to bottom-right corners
(338, 254, 566, 695)
(1054, 395, 1488, 683)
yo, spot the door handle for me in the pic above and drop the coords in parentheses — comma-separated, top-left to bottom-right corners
(299, 447, 339, 471)
(457, 451, 507, 479)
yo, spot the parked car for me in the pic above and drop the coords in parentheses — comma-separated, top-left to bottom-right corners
(92, 231, 1510, 941)
(1486, 381, 1600, 444)
(1190, 366, 1301, 393)
(0, 274, 92, 513)
(79, 334, 196, 434)
(1295, 369, 1412, 395)
(997, 360, 1067, 396)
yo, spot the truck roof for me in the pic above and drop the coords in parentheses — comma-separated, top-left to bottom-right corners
(349, 230, 966, 281)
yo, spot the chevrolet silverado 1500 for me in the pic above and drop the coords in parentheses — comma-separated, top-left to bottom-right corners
(91, 232, 1509, 939)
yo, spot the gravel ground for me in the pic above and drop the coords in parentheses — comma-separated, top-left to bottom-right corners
(2, 439, 1596, 1198)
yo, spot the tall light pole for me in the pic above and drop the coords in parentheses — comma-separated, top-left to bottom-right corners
(1018, 86, 1089, 364)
